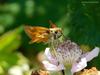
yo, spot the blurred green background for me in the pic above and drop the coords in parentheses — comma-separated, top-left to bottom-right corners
(0, 0, 100, 75)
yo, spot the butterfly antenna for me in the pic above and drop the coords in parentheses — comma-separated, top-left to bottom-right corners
(49, 20, 57, 28)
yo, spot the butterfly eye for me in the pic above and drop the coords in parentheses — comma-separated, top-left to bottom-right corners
(55, 31, 58, 34)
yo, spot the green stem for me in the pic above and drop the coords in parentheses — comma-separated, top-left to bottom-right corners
(64, 67, 72, 75)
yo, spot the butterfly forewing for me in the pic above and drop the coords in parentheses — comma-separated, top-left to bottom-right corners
(24, 26, 50, 43)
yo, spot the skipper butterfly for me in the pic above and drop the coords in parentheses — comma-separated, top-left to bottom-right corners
(24, 21, 62, 44)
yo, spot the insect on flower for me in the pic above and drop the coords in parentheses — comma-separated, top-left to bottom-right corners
(42, 40, 100, 75)
(24, 21, 62, 44)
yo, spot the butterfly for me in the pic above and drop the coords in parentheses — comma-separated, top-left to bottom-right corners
(24, 21, 63, 44)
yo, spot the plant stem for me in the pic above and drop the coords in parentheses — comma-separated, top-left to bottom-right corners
(65, 67, 72, 75)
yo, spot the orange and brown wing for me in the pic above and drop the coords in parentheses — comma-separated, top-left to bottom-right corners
(24, 26, 49, 43)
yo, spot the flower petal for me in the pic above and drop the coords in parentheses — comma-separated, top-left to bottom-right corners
(42, 60, 65, 71)
(71, 47, 99, 74)
(45, 48, 58, 65)
(71, 58, 87, 74)
(84, 47, 99, 62)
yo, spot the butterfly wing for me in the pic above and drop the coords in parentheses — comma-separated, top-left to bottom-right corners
(24, 26, 49, 43)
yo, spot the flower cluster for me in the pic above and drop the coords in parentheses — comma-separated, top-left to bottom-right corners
(42, 40, 99, 74)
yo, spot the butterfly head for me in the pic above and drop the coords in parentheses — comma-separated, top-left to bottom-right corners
(49, 20, 63, 40)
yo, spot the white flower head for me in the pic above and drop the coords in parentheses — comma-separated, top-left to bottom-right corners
(42, 48, 65, 71)
(42, 40, 100, 74)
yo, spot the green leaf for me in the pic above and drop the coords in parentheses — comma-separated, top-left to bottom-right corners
(0, 26, 23, 53)
(0, 52, 19, 69)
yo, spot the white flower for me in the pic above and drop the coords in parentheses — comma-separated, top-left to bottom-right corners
(8, 63, 30, 75)
(42, 48, 65, 71)
(42, 47, 99, 74)
(8, 66, 23, 75)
